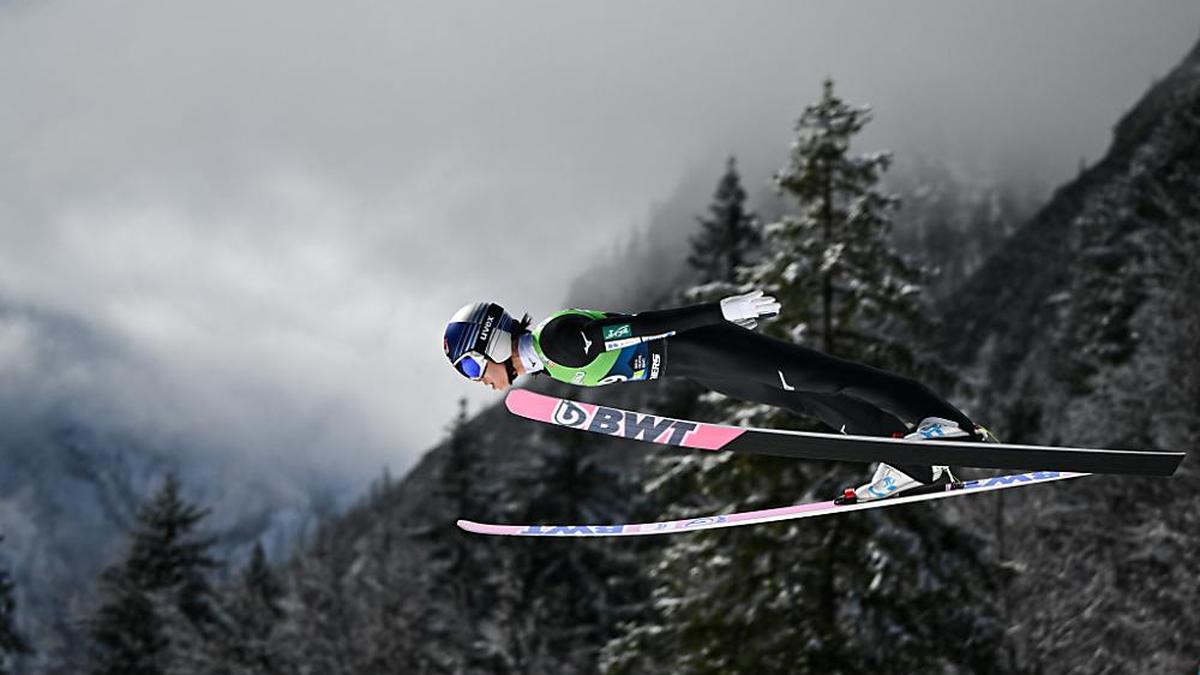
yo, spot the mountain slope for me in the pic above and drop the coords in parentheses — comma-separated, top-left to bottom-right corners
(931, 36, 1200, 672)
(937, 36, 1200, 410)
(0, 302, 324, 669)
(267, 35, 1200, 675)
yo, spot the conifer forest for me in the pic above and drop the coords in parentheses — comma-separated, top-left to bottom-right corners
(0, 3, 1198, 674)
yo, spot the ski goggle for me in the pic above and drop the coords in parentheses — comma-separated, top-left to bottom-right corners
(453, 351, 489, 381)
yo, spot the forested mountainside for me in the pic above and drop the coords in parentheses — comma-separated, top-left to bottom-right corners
(231, 38, 1200, 675)
(0, 303, 325, 672)
(937, 36, 1200, 394)
(30, 34, 1199, 675)
(284, 37, 1199, 674)
(933, 36, 1200, 672)
(0, 71, 1039, 675)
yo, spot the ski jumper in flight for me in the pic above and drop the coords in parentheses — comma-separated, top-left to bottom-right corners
(442, 291, 983, 501)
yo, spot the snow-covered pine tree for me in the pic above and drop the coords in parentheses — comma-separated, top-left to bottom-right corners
(242, 544, 283, 629)
(278, 526, 367, 674)
(753, 78, 926, 368)
(87, 475, 219, 675)
(217, 542, 286, 674)
(0, 538, 30, 675)
(629, 155, 771, 523)
(272, 510, 424, 675)
(687, 157, 760, 286)
(494, 422, 645, 674)
(414, 397, 478, 672)
(406, 397, 514, 673)
(603, 79, 1015, 675)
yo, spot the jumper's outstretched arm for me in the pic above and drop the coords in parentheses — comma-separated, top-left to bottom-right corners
(584, 291, 781, 352)
(582, 302, 725, 351)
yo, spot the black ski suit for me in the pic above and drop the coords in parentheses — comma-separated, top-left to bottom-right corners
(536, 301, 976, 481)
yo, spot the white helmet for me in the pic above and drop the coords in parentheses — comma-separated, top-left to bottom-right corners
(443, 302, 515, 379)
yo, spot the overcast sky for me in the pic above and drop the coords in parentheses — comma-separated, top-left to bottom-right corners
(1, 0, 1197, 486)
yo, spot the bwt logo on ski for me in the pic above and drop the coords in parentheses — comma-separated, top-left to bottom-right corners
(552, 400, 699, 445)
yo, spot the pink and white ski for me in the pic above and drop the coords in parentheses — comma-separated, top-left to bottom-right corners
(457, 470, 1089, 537)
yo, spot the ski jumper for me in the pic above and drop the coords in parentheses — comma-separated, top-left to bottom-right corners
(531, 303, 977, 480)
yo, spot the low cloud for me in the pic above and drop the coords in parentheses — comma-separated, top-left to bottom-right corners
(1, 0, 1197, 489)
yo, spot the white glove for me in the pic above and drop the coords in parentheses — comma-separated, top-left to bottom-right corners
(719, 290, 780, 327)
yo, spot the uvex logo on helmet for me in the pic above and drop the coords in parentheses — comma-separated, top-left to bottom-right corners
(479, 316, 495, 343)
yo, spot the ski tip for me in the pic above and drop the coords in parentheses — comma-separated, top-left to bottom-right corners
(503, 388, 529, 414)
(457, 519, 518, 536)
(504, 388, 563, 422)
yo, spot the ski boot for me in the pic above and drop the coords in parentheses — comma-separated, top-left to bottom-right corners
(834, 463, 957, 505)
(907, 416, 972, 441)
(834, 417, 972, 505)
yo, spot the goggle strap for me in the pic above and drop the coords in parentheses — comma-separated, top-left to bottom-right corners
(471, 304, 507, 356)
